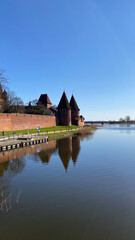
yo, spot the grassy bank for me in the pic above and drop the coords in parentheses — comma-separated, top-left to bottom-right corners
(0, 125, 79, 136)
(48, 126, 97, 140)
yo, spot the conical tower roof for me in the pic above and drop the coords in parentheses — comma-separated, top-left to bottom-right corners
(70, 95, 80, 111)
(57, 92, 71, 110)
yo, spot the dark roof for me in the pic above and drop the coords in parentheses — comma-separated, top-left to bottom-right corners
(57, 92, 71, 110)
(70, 95, 80, 111)
(80, 115, 85, 120)
(38, 94, 52, 105)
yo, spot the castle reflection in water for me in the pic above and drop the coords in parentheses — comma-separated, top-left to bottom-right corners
(0, 135, 93, 212)
(0, 135, 91, 177)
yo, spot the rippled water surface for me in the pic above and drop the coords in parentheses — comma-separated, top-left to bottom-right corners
(1, 125, 135, 240)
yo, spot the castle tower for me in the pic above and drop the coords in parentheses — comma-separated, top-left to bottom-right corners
(37, 94, 52, 108)
(70, 95, 80, 126)
(57, 91, 71, 126)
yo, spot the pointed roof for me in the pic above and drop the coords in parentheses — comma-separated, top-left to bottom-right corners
(57, 92, 71, 110)
(38, 94, 52, 105)
(70, 95, 80, 111)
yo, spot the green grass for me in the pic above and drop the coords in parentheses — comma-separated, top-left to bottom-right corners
(0, 125, 80, 136)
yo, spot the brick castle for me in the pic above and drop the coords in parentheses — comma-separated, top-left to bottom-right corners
(0, 84, 84, 131)
(37, 91, 85, 126)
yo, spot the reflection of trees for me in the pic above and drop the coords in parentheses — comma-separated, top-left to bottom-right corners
(0, 158, 25, 177)
(9, 158, 25, 176)
(0, 157, 26, 213)
(0, 161, 9, 177)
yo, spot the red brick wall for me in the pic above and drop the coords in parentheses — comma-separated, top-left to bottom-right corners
(0, 113, 56, 131)
(0, 113, 12, 131)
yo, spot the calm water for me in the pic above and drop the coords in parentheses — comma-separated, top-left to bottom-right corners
(1, 125, 135, 239)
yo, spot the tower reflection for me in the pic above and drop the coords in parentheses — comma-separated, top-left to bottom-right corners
(0, 135, 93, 174)
(58, 137, 73, 171)
(72, 137, 81, 165)
(57, 136, 81, 171)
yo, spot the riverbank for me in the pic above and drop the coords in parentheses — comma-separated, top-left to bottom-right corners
(0, 125, 79, 136)
(0, 125, 97, 152)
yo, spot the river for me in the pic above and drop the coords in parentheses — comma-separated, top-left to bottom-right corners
(0, 125, 135, 240)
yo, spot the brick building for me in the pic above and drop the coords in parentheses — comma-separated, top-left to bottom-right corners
(37, 91, 84, 126)
(0, 87, 85, 128)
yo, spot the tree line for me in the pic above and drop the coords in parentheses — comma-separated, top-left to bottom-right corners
(119, 116, 132, 123)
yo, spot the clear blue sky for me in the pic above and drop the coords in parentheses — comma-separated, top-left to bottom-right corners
(0, 0, 135, 120)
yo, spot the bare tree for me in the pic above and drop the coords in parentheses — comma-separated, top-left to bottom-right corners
(119, 118, 124, 122)
(11, 96, 24, 113)
(3, 89, 24, 113)
(125, 116, 130, 122)
(0, 69, 8, 90)
(29, 99, 38, 106)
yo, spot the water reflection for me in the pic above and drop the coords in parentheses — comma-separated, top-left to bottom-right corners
(0, 140, 57, 163)
(0, 141, 58, 213)
(0, 134, 93, 212)
(33, 140, 57, 164)
(57, 136, 81, 170)
(1, 128, 135, 239)
(0, 157, 25, 213)
(72, 137, 81, 165)
(0, 135, 91, 175)
(0, 136, 83, 213)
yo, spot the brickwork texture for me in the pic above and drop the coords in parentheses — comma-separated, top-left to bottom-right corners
(0, 113, 56, 131)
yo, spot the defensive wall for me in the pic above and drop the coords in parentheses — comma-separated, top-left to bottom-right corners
(0, 113, 56, 131)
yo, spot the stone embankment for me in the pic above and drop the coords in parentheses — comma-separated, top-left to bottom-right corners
(0, 136, 48, 152)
